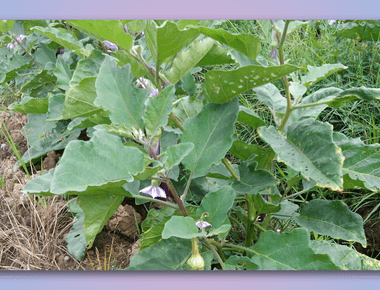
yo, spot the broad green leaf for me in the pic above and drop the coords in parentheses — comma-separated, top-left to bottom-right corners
(31, 26, 84, 56)
(225, 256, 258, 270)
(324, 86, 380, 108)
(176, 20, 201, 29)
(253, 194, 281, 215)
(272, 200, 299, 220)
(141, 206, 176, 232)
(337, 21, 380, 41)
(77, 194, 124, 248)
(145, 20, 199, 66)
(140, 221, 167, 250)
(142, 85, 176, 138)
(196, 186, 236, 229)
(253, 83, 287, 114)
(23, 170, 55, 197)
(0, 54, 33, 84)
(258, 118, 344, 191)
(69, 49, 105, 87)
(294, 200, 366, 247)
(273, 20, 309, 35)
(65, 198, 87, 260)
(171, 96, 203, 124)
(34, 43, 57, 70)
(203, 64, 299, 103)
(50, 129, 145, 196)
(229, 49, 259, 67)
(311, 240, 380, 270)
(46, 93, 65, 121)
(206, 162, 239, 180)
(229, 140, 273, 167)
(232, 161, 276, 195)
(9, 95, 49, 114)
(199, 26, 261, 60)
(53, 57, 72, 90)
(95, 56, 150, 129)
(333, 132, 380, 191)
(195, 43, 236, 67)
(67, 20, 133, 51)
(113, 50, 149, 78)
(162, 216, 205, 239)
(126, 237, 191, 270)
(0, 20, 15, 33)
(237, 106, 266, 128)
(180, 71, 197, 96)
(63, 77, 103, 119)
(163, 142, 194, 169)
(250, 228, 342, 270)
(206, 224, 231, 238)
(19, 70, 56, 92)
(166, 38, 214, 84)
(181, 98, 239, 178)
(289, 82, 307, 100)
(300, 64, 347, 88)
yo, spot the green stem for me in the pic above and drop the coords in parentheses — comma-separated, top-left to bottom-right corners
(169, 112, 185, 131)
(132, 194, 179, 210)
(166, 179, 189, 216)
(244, 195, 257, 248)
(201, 237, 225, 270)
(221, 158, 240, 181)
(180, 172, 193, 202)
(253, 222, 267, 232)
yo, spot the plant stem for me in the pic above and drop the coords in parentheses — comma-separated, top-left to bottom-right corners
(133, 194, 179, 210)
(169, 112, 185, 131)
(221, 158, 240, 181)
(10, 34, 41, 69)
(180, 172, 193, 202)
(166, 179, 189, 216)
(200, 237, 225, 270)
(253, 222, 267, 232)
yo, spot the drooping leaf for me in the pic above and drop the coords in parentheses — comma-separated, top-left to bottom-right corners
(202, 64, 299, 103)
(77, 194, 124, 248)
(250, 228, 341, 270)
(162, 216, 205, 239)
(199, 26, 261, 60)
(53, 57, 72, 90)
(50, 128, 145, 196)
(95, 56, 150, 129)
(258, 118, 344, 191)
(333, 132, 380, 191)
(142, 85, 176, 138)
(166, 37, 214, 84)
(229, 140, 273, 167)
(311, 240, 380, 270)
(237, 106, 266, 128)
(196, 186, 236, 229)
(253, 83, 287, 115)
(294, 200, 366, 247)
(163, 142, 194, 169)
(195, 43, 236, 67)
(23, 170, 55, 197)
(324, 86, 380, 108)
(9, 95, 49, 114)
(337, 21, 380, 41)
(300, 64, 347, 88)
(67, 20, 133, 51)
(181, 97, 239, 178)
(126, 237, 191, 270)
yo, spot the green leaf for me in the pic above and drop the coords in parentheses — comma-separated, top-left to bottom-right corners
(333, 133, 380, 191)
(253, 194, 281, 215)
(166, 38, 214, 84)
(180, 71, 197, 96)
(206, 224, 231, 238)
(300, 64, 347, 88)
(253, 83, 287, 114)
(53, 57, 72, 90)
(50, 128, 145, 196)
(272, 200, 299, 220)
(171, 96, 203, 124)
(250, 228, 342, 270)
(141, 206, 176, 232)
(324, 86, 380, 108)
(203, 64, 299, 103)
(225, 255, 258, 270)
(113, 50, 149, 78)
(34, 43, 57, 70)
(196, 186, 236, 229)
(19, 70, 56, 92)
(199, 26, 261, 60)
(140, 221, 167, 250)
(65, 198, 87, 260)
(31, 26, 85, 57)
(23, 170, 55, 197)
(237, 106, 266, 128)
(125, 20, 146, 33)
(232, 161, 276, 194)
(0, 54, 33, 84)
(145, 20, 199, 66)
(311, 240, 380, 270)
(163, 142, 194, 169)
(63, 77, 103, 119)
(181, 97, 239, 178)
(9, 95, 49, 114)
(162, 216, 205, 239)
(67, 20, 133, 51)
(143, 85, 176, 138)
(294, 200, 366, 246)
(195, 43, 235, 67)
(77, 194, 124, 248)
(337, 21, 380, 41)
(0, 20, 15, 33)
(127, 237, 191, 270)
(95, 56, 150, 129)
(258, 118, 344, 191)
(46, 93, 65, 121)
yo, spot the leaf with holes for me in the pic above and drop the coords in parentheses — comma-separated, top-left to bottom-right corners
(294, 200, 366, 247)
(258, 118, 344, 191)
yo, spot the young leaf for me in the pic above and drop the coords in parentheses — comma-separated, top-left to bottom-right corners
(162, 216, 205, 239)
(202, 64, 298, 104)
(196, 186, 236, 229)
(165, 37, 214, 84)
(50, 128, 145, 196)
(199, 26, 261, 60)
(250, 228, 341, 270)
(272, 200, 299, 220)
(295, 200, 366, 246)
(258, 118, 344, 191)
(163, 142, 194, 169)
(95, 56, 150, 129)
(66, 20, 133, 51)
(77, 194, 124, 248)
(143, 85, 176, 138)
(181, 97, 239, 178)
(301, 64, 347, 88)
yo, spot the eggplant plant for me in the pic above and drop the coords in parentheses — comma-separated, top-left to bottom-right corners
(2, 19, 380, 270)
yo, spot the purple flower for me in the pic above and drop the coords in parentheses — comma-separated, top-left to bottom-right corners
(16, 34, 26, 43)
(328, 20, 336, 26)
(270, 48, 277, 59)
(103, 40, 118, 51)
(196, 221, 212, 230)
(151, 89, 159, 98)
(139, 184, 166, 199)
(7, 43, 14, 49)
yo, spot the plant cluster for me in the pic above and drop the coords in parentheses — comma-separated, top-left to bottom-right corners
(1, 19, 380, 270)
